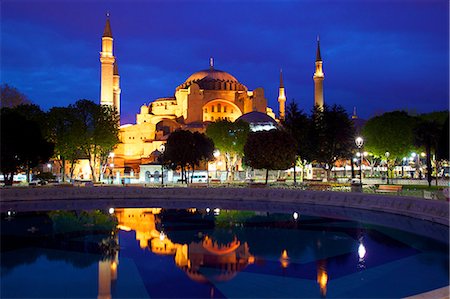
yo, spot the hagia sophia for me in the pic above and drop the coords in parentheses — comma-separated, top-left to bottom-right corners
(98, 16, 325, 180)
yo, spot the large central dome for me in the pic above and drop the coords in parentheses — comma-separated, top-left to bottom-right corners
(177, 67, 247, 91)
(185, 69, 239, 83)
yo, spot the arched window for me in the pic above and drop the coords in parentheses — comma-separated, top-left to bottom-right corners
(224, 106, 227, 113)
(212, 105, 215, 112)
(217, 104, 221, 112)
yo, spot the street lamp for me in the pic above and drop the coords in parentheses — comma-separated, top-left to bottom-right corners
(159, 144, 165, 187)
(402, 157, 407, 177)
(385, 151, 390, 184)
(355, 137, 364, 186)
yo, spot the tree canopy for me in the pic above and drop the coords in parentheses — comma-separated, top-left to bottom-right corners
(362, 111, 416, 161)
(282, 101, 310, 160)
(0, 84, 31, 108)
(1, 106, 54, 185)
(47, 106, 84, 181)
(163, 129, 214, 183)
(71, 100, 120, 182)
(206, 119, 250, 179)
(308, 105, 355, 179)
(243, 129, 297, 184)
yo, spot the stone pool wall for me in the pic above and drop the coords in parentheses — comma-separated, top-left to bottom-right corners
(1, 186, 448, 226)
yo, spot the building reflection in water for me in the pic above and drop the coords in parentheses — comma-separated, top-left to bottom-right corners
(98, 238, 119, 299)
(316, 259, 328, 297)
(101, 208, 255, 288)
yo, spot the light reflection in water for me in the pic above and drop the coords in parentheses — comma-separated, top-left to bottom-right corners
(280, 249, 289, 268)
(317, 260, 328, 297)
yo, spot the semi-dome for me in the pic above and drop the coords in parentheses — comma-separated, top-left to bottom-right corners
(236, 111, 278, 132)
(237, 111, 277, 125)
(176, 67, 247, 91)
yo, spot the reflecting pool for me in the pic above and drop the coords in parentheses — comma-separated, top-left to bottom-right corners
(1, 207, 448, 298)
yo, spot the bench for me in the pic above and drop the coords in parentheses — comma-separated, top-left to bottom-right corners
(376, 185, 402, 194)
(307, 183, 332, 191)
(276, 178, 287, 182)
(249, 182, 267, 188)
(189, 183, 208, 188)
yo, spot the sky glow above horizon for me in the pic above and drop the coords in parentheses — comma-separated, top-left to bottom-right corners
(1, 0, 449, 124)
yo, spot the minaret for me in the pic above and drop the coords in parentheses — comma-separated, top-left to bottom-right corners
(352, 106, 358, 119)
(278, 69, 286, 121)
(313, 36, 324, 109)
(113, 61, 121, 117)
(100, 14, 115, 109)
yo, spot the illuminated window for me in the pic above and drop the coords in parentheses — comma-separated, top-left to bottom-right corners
(204, 108, 207, 113)
(224, 106, 227, 112)
(211, 116, 214, 121)
(212, 105, 215, 112)
(218, 104, 221, 112)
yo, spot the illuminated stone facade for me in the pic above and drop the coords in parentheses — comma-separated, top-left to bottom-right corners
(105, 51, 277, 172)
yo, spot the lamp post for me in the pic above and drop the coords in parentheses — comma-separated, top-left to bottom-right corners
(159, 144, 165, 187)
(402, 157, 406, 178)
(385, 151, 390, 184)
(106, 152, 115, 184)
(355, 137, 364, 186)
(213, 150, 220, 179)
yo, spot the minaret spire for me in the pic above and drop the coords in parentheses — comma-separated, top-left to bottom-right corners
(209, 57, 214, 70)
(316, 35, 322, 62)
(279, 68, 284, 88)
(313, 36, 324, 109)
(278, 68, 286, 121)
(103, 13, 113, 38)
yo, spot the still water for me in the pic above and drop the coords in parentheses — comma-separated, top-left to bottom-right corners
(1, 207, 448, 298)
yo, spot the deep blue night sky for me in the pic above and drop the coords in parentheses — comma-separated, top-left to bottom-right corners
(2, 0, 449, 124)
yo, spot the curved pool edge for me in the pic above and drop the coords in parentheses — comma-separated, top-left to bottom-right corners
(1, 186, 448, 226)
(404, 286, 450, 299)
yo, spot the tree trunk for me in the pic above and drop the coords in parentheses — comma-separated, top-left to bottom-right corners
(69, 160, 76, 182)
(265, 169, 269, 185)
(4, 173, 14, 186)
(351, 160, 355, 179)
(426, 145, 432, 187)
(26, 165, 31, 183)
(293, 164, 297, 185)
(326, 167, 331, 182)
(61, 158, 66, 182)
(435, 160, 439, 186)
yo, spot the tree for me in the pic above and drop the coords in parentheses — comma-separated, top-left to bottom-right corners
(243, 129, 297, 184)
(282, 100, 310, 183)
(436, 116, 449, 161)
(1, 107, 54, 185)
(414, 119, 441, 186)
(206, 119, 250, 181)
(47, 107, 84, 181)
(362, 111, 416, 160)
(163, 130, 215, 183)
(0, 84, 31, 108)
(308, 105, 355, 180)
(72, 100, 119, 182)
(191, 132, 215, 180)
